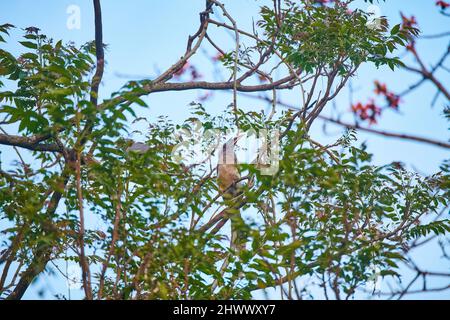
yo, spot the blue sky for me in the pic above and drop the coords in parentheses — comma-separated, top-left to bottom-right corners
(0, 0, 449, 299)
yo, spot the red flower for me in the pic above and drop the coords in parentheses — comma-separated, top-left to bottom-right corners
(436, 1, 450, 9)
(352, 81, 402, 124)
(351, 102, 364, 113)
(374, 81, 387, 95)
(400, 13, 418, 29)
(386, 92, 401, 109)
(365, 101, 382, 124)
(351, 101, 381, 125)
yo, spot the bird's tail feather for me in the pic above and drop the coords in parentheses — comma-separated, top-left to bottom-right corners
(230, 212, 246, 253)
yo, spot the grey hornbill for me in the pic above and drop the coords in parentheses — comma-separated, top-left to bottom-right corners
(216, 134, 247, 253)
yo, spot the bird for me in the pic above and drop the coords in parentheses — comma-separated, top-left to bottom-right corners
(126, 140, 150, 154)
(216, 134, 246, 253)
(217, 136, 241, 197)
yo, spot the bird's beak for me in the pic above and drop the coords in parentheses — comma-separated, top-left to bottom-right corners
(235, 133, 245, 143)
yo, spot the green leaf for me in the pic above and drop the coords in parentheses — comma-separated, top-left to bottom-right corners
(391, 24, 401, 35)
(19, 41, 37, 49)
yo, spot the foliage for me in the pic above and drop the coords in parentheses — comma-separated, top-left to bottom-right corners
(0, 0, 448, 300)
(258, 1, 417, 73)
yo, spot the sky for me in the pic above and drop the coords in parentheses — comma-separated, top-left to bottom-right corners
(0, 0, 449, 299)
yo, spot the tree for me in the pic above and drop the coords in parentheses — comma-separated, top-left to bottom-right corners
(0, 0, 448, 300)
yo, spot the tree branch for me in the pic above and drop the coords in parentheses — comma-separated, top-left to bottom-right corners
(248, 95, 450, 150)
(0, 133, 61, 152)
